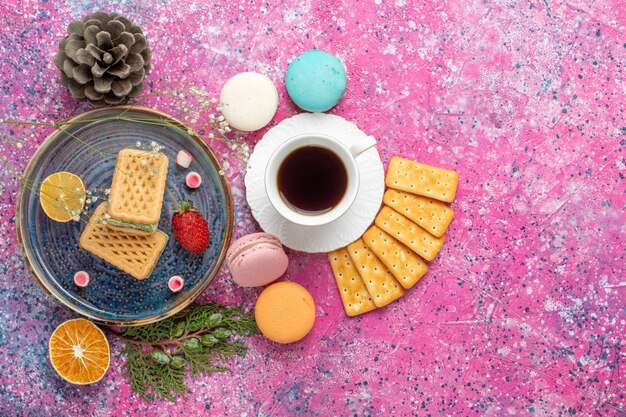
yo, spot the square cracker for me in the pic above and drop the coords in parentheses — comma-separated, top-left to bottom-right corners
(328, 248, 377, 317)
(346, 239, 405, 307)
(80, 203, 168, 280)
(384, 189, 454, 238)
(375, 206, 445, 262)
(386, 156, 458, 203)
(107, 148, 169, 226)
(363, 226, 428, 289)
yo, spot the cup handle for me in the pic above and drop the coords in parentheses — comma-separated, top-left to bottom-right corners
(348, 135, 377, 158)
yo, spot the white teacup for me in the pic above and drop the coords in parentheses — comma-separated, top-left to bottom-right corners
(265, 133, 376, 226)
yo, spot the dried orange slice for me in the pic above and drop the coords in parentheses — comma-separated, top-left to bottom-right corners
(48, 318, 110, 385)
(39, 172, 86, 222)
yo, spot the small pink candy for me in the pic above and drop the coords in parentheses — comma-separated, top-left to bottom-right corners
(175, 150, 193, 168)
(74, 271, 90, 287)
(168, 276, 184, 292)
(186, 171, 202, 188)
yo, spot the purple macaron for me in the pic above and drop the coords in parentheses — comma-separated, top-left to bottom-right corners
(226, 233, 289, 287)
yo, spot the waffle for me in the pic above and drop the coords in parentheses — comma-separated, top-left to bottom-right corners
(106, 148, 169, 232)
(80, 203, 169, 280)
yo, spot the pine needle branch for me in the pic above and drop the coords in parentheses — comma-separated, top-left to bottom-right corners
(112, 302, 258, 403)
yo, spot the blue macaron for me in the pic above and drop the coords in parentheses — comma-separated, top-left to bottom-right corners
(285, 50, 347, 112)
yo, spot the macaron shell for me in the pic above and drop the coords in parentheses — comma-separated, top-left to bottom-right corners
(255, 281, 316, 343)
(285, 49, 347, 112)
(226, 233, 288, 287)
(226, 232, 283, 265)
(220, 72, 279, 131)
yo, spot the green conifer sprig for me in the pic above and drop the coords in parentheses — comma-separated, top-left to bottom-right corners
(113, 303, 257, 403)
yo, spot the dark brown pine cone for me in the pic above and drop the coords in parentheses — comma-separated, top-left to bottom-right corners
(54, 11, 151, 106)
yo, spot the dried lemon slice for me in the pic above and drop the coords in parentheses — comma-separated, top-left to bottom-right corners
(48, 318, 110, 385)
(39, 172, 86, 222)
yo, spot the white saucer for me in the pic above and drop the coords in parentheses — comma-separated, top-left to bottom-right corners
(245, 113, 384, 253)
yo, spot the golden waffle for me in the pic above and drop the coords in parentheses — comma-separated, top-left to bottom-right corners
(79, 203, 168, 280)
(107, 148, 169, 228)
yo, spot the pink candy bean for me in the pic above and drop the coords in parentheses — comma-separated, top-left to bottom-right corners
(168, 276, 184, 292)
(74, 271, 90, 287)
(186, 172, 202, 188)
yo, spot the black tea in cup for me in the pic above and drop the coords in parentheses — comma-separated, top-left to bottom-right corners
(277, 146, 348, 215)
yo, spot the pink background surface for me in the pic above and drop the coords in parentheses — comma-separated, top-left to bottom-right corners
(1, 0, 625, 416)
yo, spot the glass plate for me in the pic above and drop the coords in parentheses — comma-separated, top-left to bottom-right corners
(15, 106, 233, 326)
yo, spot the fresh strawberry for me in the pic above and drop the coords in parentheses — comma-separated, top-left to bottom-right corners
(171, 200, 210, 254)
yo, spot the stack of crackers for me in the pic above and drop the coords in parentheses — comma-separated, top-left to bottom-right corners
(328, 156, 459, 316)
(79, 149, 169, 280)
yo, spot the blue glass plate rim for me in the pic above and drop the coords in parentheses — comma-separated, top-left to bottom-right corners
(15, 105, 234, 327)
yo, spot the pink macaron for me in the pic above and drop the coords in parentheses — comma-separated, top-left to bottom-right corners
(226, 233, 289, 287)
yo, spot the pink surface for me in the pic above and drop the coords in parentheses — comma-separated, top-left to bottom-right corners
(0, 0, 624, 416)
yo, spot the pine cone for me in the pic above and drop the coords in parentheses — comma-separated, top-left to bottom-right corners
(54, 11, 151, 106)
